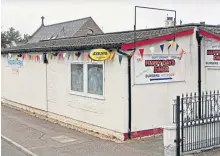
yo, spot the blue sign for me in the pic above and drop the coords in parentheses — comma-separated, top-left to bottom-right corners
(8, 60, 23, 67)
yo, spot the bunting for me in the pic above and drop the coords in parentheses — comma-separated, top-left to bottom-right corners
(118, 55, 123, 65)
(168, 44, 171, 50)
(160, 44, 164, 53)
(169, 41, 174, 47)
(63, 53, 66, 58)
(68, 52, 72, 60)
(176, 44, 179, 51)
(58, 53, 63, 60)
(75, 51, 81, 59)
(84, 52, 89, 61)
(139, 49, 144, 58)
(109, 52, 115, 60)
(130, 52, 134, 57)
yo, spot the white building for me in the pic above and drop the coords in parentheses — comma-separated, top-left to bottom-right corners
(1, 24, 220, 141)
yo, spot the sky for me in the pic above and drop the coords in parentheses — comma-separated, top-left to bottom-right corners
(1, 0, 220, 36)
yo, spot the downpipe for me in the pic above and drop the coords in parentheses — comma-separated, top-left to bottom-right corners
(117, 48, 132, 139)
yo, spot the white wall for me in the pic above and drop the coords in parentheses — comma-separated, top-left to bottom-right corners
(46, 50, 128, 133)
(1, 50, 129, 134)
(1, 54, 47, 110)
(130, 30, 200, 132)
(202, 37, 220, 91)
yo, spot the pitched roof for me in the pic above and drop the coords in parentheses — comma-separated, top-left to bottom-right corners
(28, 17, 98, 43)
(200, 26, 220, 36)
(2, 24, 220, 53)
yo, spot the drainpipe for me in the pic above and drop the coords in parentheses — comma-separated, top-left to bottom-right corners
(196, 29, 203, 119)
(117, 48, 132, 139)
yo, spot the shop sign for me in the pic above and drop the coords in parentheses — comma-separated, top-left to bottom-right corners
(205, 49, 220, 67)
(134, 55, 185, 84)
(89, 49, 110, 61)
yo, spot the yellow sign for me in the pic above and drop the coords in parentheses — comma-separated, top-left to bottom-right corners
(89, 49, 110, 61)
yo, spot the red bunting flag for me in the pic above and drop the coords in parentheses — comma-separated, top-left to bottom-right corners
(139, 49, 144, 58)
(180, 49, 185, 59)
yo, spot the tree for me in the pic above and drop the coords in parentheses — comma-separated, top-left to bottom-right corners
(1, 27, 31, 48)
(6, 27, 22, 42)
(1, 31, 9, 48)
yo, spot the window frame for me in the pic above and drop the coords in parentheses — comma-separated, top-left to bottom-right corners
(70, 61, 105, 100)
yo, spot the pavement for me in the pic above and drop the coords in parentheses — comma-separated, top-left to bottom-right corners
(2, 105, 220, 156)
(1, 105, 164, 156)
(2, 140, 26, 156)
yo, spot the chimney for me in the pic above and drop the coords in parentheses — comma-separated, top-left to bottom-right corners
(41, 16, 45, 26)
(165, 14, 174, 27)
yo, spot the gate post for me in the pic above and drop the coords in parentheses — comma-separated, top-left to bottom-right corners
(176, 96, 181, 156)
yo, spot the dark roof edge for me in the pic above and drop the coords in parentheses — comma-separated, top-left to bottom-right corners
(1, 44, 122, 54)
(44, 16, 91, 27)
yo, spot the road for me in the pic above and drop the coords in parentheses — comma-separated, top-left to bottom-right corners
(2, 140, 26, 156)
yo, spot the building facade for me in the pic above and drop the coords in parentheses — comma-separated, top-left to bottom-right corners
(1, 24, 220, 140)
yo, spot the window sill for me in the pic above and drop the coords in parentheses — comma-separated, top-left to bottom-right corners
(69, 91, 105, 100)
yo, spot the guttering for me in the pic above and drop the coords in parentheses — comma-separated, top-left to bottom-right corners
(117, 48, 132, 140)
(196, 29, 203, 119)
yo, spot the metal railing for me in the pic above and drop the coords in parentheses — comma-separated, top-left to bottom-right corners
(174, 90, 220, 153)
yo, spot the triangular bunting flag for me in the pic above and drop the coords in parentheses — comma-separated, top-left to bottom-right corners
(139, 49, 144, 58)
(168, 44, 171, 50)
(169, 40, 174, 47)
(84, 52, 89, 61)
(63, 53, 66, 58)
(110, 52, 115, 60)
(180, 49, 185, 59)
(118, 55, 123, 64)
(75, 51, 81, 59)
(58, 53, 63, 60)
(160, 44, 164, 53)
(130, 52, 134, 57)
(176, 44, 179, 51)
(68, 52, 71, 59)
(46, 53, 49, 60)
(39, 55, 42, 61)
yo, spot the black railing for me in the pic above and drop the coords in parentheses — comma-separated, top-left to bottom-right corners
(174, 90, 220, 153)
(173, 90, 220, 123)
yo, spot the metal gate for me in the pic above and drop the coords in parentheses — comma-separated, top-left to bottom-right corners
(174, 90, 220, 155)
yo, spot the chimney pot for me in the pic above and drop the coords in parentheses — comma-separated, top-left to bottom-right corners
(41, 16, 45, 26)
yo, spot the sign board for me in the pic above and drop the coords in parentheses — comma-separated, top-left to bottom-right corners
(134, 55, 185, 84)
(8, 59, 23, 67)
(89, 49, 110, 61)
(7, 58, 24, 75)
(205, 49, 220, 67)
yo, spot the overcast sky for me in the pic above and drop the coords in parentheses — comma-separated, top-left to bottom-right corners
(2, 0, 220, 36)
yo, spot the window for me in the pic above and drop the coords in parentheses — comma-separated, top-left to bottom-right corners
(70, 62, 104, 98)
(88, 64, 103, 95)
(71, 64, 83, 92)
